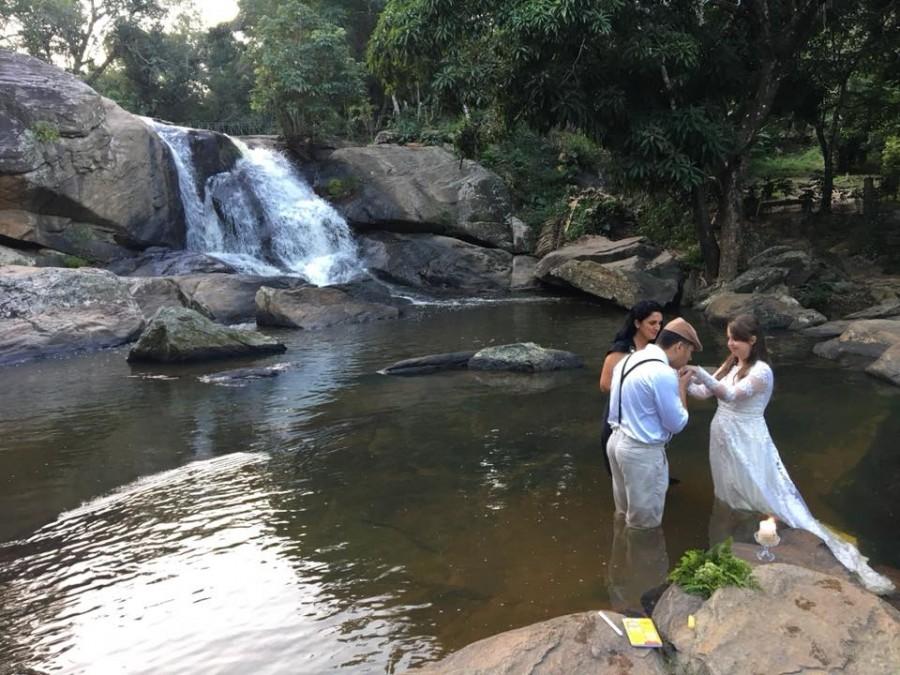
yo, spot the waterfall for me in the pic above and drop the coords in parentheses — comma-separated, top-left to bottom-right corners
(147, 120, 363, 286)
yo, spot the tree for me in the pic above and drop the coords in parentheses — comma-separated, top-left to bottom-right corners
(198, 23, 256, 126)
(369, 0, 833, 280)
(0, 0, 180, 83)
(242, 0, 366, 141)
(792, 0, 900, 213)
(94, 19, 204, 121)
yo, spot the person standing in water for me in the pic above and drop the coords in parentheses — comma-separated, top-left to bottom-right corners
(686, 314, 894, 595)
(599, 302, 664, 476)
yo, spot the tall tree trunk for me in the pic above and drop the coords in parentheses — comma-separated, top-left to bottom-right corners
(716, 163, 745, 281)
(815, 121, 834, 214)
(691, 183, 719, 279)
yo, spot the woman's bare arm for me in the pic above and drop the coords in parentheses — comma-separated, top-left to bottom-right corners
(599, 351, 627, 393)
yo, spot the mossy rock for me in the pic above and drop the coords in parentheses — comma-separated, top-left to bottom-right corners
(127, 306, 286, 363)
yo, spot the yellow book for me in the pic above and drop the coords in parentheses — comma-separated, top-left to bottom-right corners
(621, 617, 663, 648)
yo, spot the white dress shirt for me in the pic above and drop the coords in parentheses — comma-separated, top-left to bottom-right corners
(608, 343, 688, 444)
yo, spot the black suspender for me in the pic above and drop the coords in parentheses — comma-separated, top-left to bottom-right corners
(615, 353, 666, 426)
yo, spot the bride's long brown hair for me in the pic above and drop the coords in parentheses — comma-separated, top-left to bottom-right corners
(715, 314, 769, 381)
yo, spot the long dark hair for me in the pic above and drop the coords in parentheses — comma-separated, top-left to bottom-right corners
(612, 300, 664, 345)
(716, 314, 770, 381)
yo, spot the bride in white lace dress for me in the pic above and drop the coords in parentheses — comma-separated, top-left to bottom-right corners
(687, 314, 894, 595)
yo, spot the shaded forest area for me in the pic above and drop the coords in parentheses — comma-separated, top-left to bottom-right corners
(3, 0, 899, 280)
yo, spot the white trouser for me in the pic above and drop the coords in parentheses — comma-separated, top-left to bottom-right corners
(607, 428, 669, 529)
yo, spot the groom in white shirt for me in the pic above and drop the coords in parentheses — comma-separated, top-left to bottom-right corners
(607, 317, 702, 528)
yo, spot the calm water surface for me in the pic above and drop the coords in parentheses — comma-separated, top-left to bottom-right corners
(1, 299, 898, 673)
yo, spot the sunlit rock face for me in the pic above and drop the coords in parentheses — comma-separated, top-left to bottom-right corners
(535, 235, 683, 308)
(0, 265, 145, 364)
(314, 144, 526, 253)
(0, 51, 186, 261)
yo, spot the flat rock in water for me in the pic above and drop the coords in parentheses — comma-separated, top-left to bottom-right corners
(866, 342, 900, 386)
(379, 351, 477, 376)
(178, 274, 308, 325)
(198, 362, 299, 385)
(704, 291, 826, 330)
(468, 342, 584, 372)
(256, 285, 399, 330)
(813, 319, 900, 361)
(845, 300, 900, 320)
(800, 320, 850, 339)
(413, 610, 667, 675)
(127, 306, 285, 363)
(653, 563, 900, 675)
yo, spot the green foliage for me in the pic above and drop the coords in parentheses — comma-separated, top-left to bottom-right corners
(479, 127, 574, 228)
(29, 120, 60, 143)
(668, 538, 759, 599)
(61, 254, 89, 268)
(0, 0, 177, 80)
(322, 176, 359, 201)
(562, 189, 633, 241)
(96, 20, 205, 121)
(749, 146, 823, 179)
(634, 194, 694, 250)
(246, 0, 367, 140)
(882, 136, 900, 176)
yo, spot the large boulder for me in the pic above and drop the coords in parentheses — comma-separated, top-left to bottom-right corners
(845, 299, 900, 320)
(704, 291, 826, 330)
(315, 144, 526, 252)
(535, 235, 682, 308)
(511, 255, 541, 291)
(126, 277, 192, 320)
(358, 231, 513, 294)
(175, 273, 308, 324)
(653, 563, 900, 675)
(107, 248, 239, 277)
(127, 306, 285, 363)
(468, 342, 584, 372)
(413, 610, 667, 675)
(813, 319, 900, 360)
(867, 342, 900, 386)
(255, 285, 399, 330)
(0, 243, 37, 266)
(0, 51, 184, 260)
(0, 265, 144, 364)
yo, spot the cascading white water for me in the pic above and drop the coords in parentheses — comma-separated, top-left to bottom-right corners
(147, 119, 363, 286)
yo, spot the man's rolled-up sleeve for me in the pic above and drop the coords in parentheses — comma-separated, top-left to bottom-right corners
(654, 369, 688, 434)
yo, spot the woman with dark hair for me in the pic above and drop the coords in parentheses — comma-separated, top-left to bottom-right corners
(598, 301, 664, 475)
(688, 314, 893, 594)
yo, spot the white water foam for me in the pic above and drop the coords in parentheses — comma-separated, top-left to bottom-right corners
(146, 119, 363, 285)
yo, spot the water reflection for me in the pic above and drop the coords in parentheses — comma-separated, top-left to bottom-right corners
(0, 300, 898, 673)
(606, 516, 669, 613)
(0, 453, 437, 673)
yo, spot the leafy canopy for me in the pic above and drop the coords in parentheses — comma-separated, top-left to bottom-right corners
(241, 0, 367, 139)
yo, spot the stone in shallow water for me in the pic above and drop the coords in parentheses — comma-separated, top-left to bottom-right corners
(197, 362, 299, 385)
(127, 306, 285, 363)
(256, 285, 400, 330)
(468, 342, 584, 372)
(379, 351, 477, 376)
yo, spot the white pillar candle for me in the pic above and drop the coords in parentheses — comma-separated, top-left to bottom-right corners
(757, 517, 778, 546)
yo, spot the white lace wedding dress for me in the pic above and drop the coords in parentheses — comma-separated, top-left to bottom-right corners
(689, 361, 895, 595)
